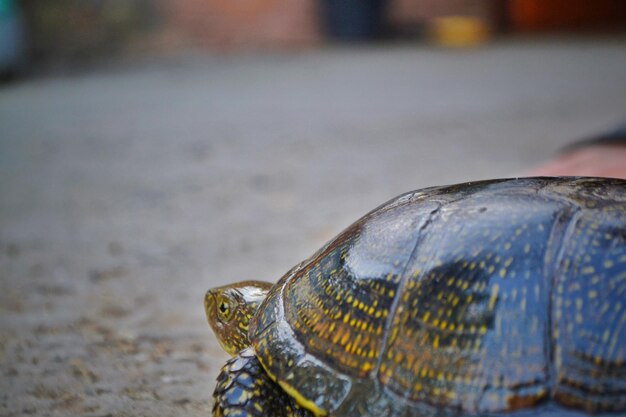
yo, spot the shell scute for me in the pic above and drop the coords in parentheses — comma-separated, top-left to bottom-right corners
(281, 195, 441, 378)
(380, 189, 568, 412)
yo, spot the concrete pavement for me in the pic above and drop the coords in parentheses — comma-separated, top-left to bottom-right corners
(1, 39, 626, 416)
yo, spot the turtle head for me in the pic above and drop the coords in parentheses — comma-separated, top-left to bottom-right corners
(205, 280, 273, 356)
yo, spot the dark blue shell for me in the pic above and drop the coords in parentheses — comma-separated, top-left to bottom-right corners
(250, 177, 626, 417)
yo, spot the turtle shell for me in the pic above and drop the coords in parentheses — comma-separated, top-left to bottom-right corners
(248, 177, 626, 417)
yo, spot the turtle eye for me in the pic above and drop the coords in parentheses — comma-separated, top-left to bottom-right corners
(217, 295, 234, 322)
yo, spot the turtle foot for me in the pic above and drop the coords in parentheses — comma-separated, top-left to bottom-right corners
(213, 347, 313, 417)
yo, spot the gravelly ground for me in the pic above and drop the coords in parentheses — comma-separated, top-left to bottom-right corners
(1, 39, 625, 417)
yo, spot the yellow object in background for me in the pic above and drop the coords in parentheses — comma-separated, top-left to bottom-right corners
(430, 16, 490, 48)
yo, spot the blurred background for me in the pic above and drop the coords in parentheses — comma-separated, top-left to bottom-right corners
(1, 1, 625, 416)
(1, 0, 626, 70)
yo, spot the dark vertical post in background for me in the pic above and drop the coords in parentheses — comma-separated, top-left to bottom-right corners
(322, 0, 387, 41)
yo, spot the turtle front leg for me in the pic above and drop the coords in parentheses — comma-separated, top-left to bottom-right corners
(213, 347, 312, 417)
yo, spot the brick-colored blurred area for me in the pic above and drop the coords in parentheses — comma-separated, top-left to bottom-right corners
(20, 0, 321, 65)
(164, 0, 320, 50)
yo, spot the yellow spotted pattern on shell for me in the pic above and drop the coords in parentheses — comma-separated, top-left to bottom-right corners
(282, 195, 438, 378)
(248, 177, 626, 417)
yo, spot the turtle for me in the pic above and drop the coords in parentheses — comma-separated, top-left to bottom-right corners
(204, 177, 626, 417)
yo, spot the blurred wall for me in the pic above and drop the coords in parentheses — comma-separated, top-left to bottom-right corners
(18, 0, 626, 66)
(21, 0, 160, 64)
(20, 0, 321, 66)
(21, 0, 495, 65)
(164, 0, 320, 50)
